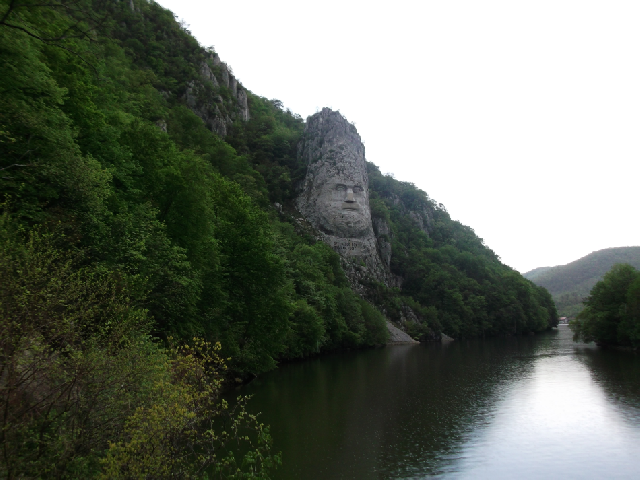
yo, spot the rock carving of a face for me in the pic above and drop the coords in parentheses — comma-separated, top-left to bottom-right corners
(297, 109, 387, 281)
(297, 108, 374, 241)
(315, 178, 370, 237)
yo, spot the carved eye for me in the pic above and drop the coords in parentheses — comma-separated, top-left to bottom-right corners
(335, 184, 347, 191)
(353, 186, 363, 193)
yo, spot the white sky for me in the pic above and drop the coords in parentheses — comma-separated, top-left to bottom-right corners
(157, 0, 639, 273)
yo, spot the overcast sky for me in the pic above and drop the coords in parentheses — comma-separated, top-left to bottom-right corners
(157, 0, 638, 273)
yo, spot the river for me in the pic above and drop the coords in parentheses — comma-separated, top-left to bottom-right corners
(234, 326, 640, 479)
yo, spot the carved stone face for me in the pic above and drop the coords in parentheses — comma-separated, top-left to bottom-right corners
(296, 108, 388, 283)
(314, 177, 370, 237)
(297, 108, 375, 241)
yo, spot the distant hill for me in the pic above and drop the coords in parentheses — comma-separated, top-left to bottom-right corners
(524, 247, 640, 317)
(522, 266, 553, 282)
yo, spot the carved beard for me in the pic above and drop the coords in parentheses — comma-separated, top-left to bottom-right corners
(318, 208, 370, 237)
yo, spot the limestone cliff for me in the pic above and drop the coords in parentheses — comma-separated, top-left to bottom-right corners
(296, 109, 389, 287)
(184, 52, 250, 137)
(294, 109, 440, 342)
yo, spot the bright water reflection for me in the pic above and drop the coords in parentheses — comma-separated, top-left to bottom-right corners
(234, 326, 640, 479)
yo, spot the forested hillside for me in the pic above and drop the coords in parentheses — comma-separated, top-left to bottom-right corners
(366, 165, 557, 339)
(570, 264, 640, 348)
(525, 247, 640, 318)
(1, 0, 557, 476)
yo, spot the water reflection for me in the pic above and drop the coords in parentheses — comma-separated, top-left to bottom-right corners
(450, 328, 640, 478)
(234, 327, 640, 479)
(576, 345, 640, 419)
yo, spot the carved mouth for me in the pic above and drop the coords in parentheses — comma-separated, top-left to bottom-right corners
(342, 202, 360, 210)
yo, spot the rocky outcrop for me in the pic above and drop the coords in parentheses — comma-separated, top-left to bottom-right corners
(296, 108, 388, 286)
(372, 217, 392, 268)
(183, 52, 250, 137)
(200, 62, 219, 87)
(294, 108, 442, 343)
(386, 322, 419, 344)
(408, 207, 434, 237)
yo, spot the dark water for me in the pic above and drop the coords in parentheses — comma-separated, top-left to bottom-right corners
(234, 326, 640, 479)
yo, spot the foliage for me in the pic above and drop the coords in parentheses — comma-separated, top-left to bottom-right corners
(524, 246, 640, 318)
(0, 216, 279, 478)
(0, 216, 155, 477)
(100, 339, 280, 479)
(570, 264, 640, 347)
(274, 220, 389, 360)
(367, 162, 558, 338)
(226, 95, 305, 204)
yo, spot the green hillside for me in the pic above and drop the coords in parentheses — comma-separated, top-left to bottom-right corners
(0, 0, 557, 475)
(523, 266, 553, 282)
(524, 247, 640, 317)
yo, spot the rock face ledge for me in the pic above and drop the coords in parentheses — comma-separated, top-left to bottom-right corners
(386, 322, 420, 344)
(184, 52, 250, 137)
(296, 108, 388, 285)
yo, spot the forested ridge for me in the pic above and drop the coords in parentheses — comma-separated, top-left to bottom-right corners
(0, 0, 557, 476)
(525, 247, 640, 318)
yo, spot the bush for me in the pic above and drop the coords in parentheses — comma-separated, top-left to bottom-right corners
(0, 217, 279, 478)
(570, 264, 640, 347)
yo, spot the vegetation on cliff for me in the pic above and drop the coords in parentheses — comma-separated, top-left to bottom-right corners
(366, 165, 558, 339)
(1, 0, 557, 475)
(570, 264, 640, 348)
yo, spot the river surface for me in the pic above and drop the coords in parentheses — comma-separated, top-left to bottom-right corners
(234, 326, 640, 479)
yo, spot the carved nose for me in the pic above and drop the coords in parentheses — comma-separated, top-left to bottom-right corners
(346, 188, 355, 202)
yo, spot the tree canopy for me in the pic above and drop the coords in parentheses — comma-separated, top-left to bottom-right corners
(570, 264, 640, 347)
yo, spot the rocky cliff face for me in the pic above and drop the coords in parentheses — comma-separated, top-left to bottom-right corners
(184, 52, 250, 137)
(296, 108, 389, 287)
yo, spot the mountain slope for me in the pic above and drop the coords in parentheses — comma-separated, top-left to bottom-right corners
(0, 0, 558, 363)
(524, 246, 640, 317)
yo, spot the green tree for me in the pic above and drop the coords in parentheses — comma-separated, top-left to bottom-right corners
(570, 264, 640, 347)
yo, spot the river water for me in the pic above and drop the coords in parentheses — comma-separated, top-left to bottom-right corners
(235, 326, 640, 479)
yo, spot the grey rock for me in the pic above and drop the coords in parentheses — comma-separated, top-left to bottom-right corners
(237, 88, 250, 121)
(210, 52, 222, 66)
(210, 106, 228, 137)
(185, 81, 197, 108)
(296, 108, 387, 285)
(220, 64, 230, 88)
(183, 53, 250, 136)
(184, 81, 227, 136)
(229, 75, 238, 97)
(372, 217, 392, 268)
(386, 321, 419, 344)
(200, 62, 219, 87)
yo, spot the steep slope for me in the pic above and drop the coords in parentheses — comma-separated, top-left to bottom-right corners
(288, 109, 557, 340)
(524, 247, 640, 317)
(364, 163, 557, 338)
(1, 0, 557, 378)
